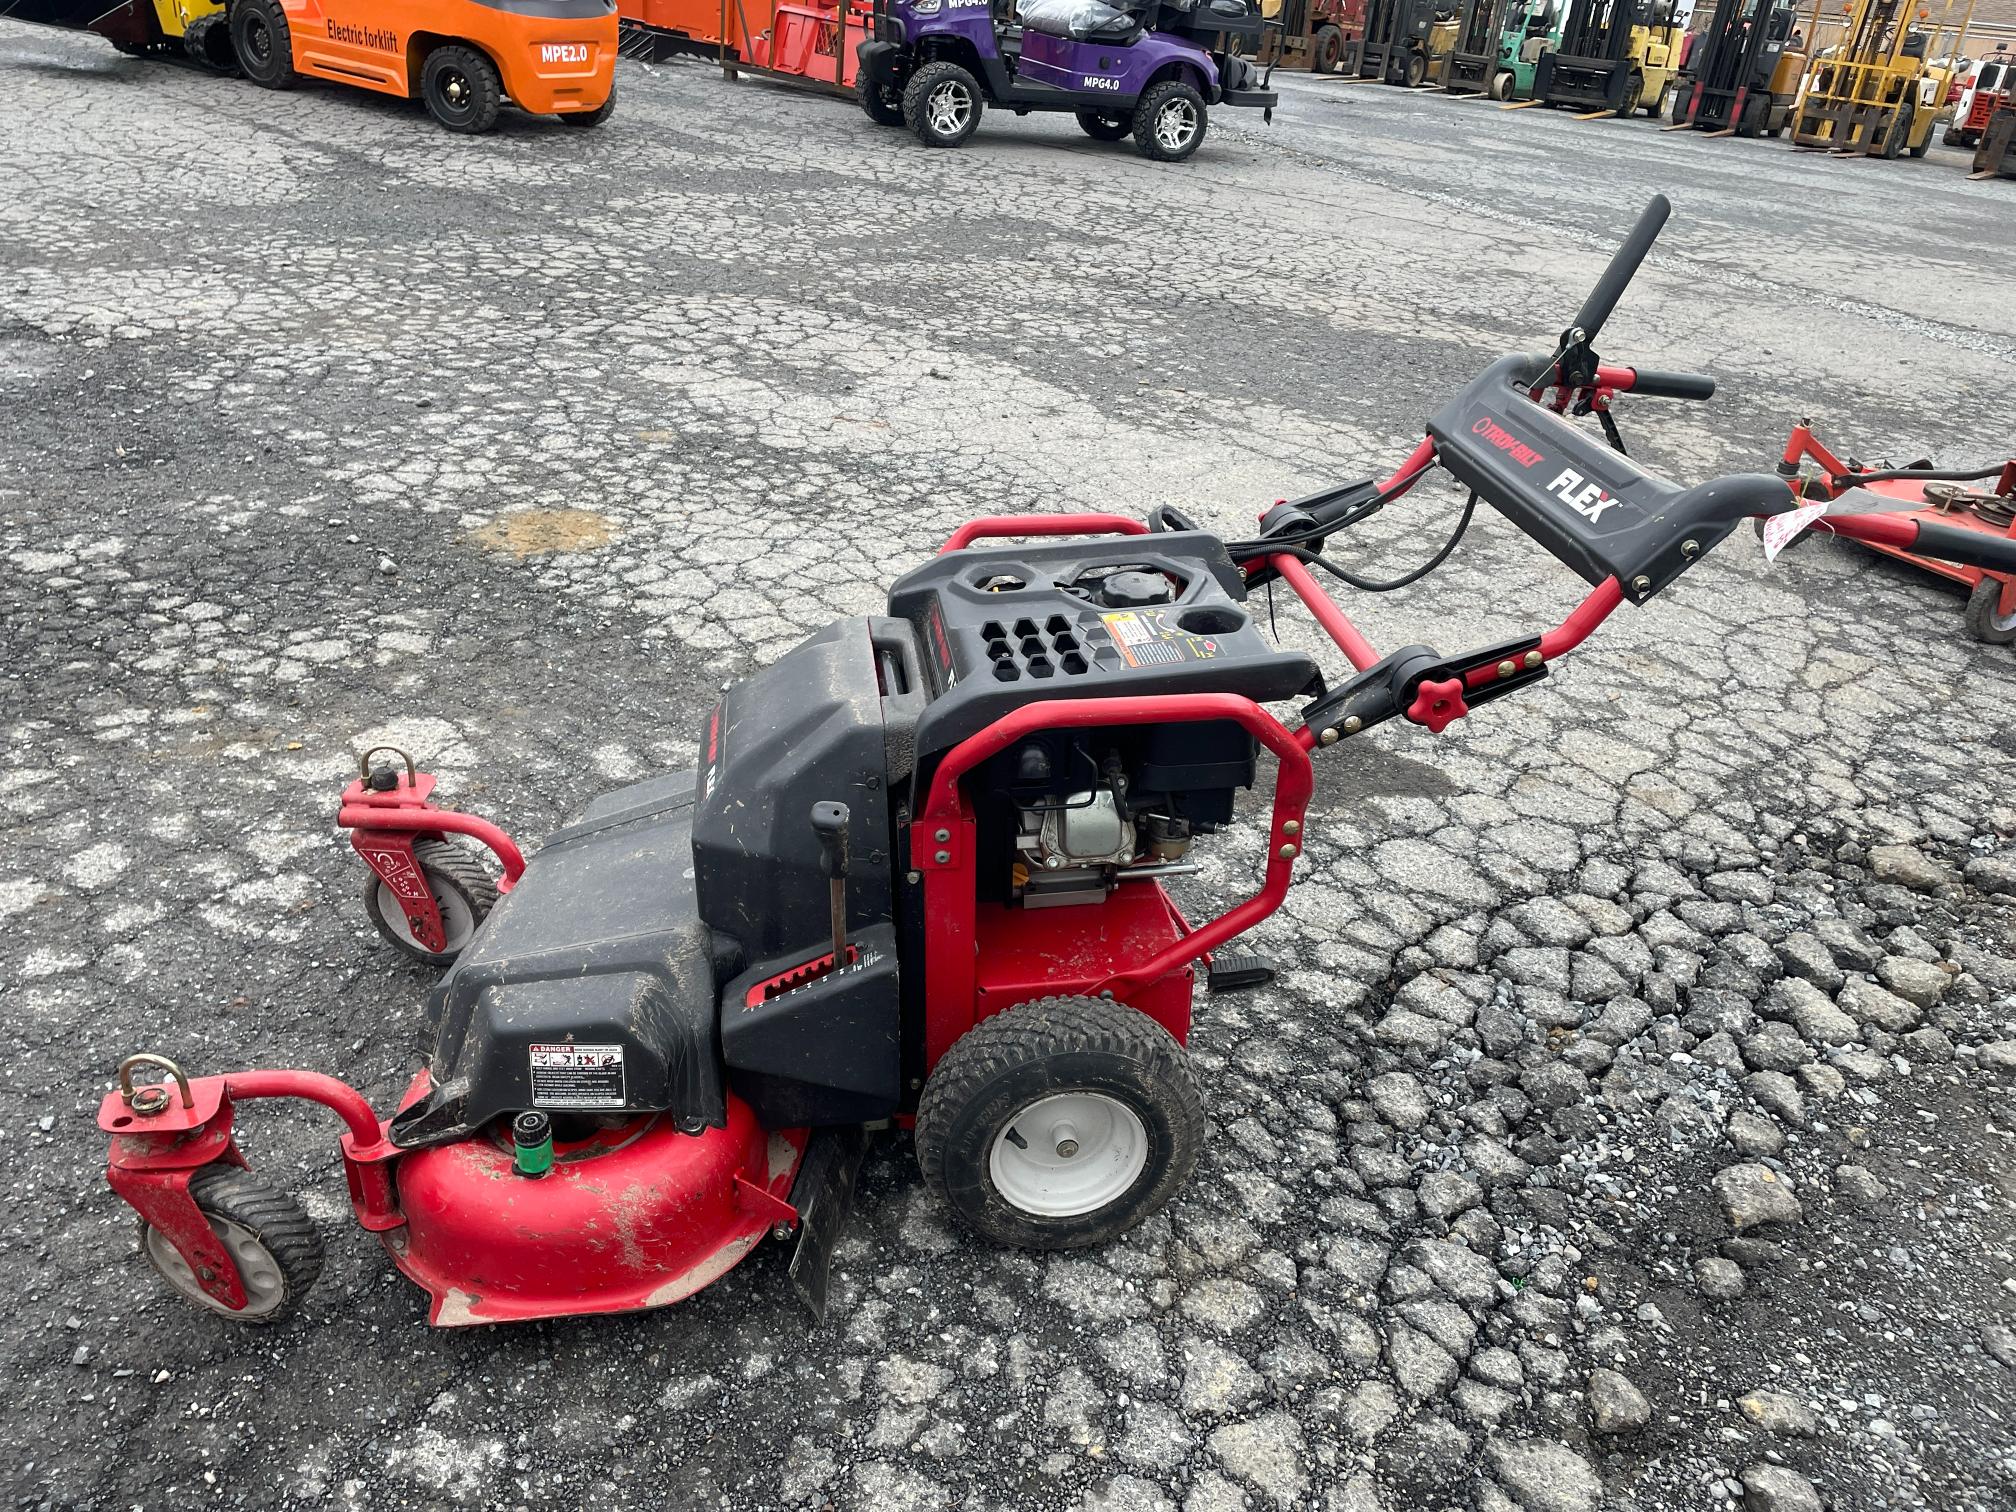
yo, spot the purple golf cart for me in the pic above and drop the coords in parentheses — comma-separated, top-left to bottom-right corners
(857, 0, 1278, 161)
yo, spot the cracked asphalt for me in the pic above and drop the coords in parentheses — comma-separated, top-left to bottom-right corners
(3, 26, 2014, 1512)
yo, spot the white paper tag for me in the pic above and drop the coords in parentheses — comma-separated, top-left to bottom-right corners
(1761, 501, 1829, 562)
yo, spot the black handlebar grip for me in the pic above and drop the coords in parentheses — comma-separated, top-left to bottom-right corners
(1624, 368, 1716, 402)
(1569, 194, 1671, 344)
(1909, 521, 2016, 575)
(811, 801, 850, 879)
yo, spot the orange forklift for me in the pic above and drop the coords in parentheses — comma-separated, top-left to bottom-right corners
(2, 0, 619, 131)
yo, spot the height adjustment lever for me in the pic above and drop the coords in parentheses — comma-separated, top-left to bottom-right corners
(1300, 633, 1550, 746)
(811, 801, 851, 964)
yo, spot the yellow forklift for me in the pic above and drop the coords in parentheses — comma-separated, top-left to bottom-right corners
(1533, 0, 1684, 117)
(3, 0, 237, 67)
(1788, 0, 1978, 156)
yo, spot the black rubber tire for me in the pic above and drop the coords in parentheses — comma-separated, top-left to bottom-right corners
(1735, 91, 1765, 137)
(1132, 78, 1208, 163)
(1880, 108, 1907, 159)
(858, 66, 905, 126)
(230, 0, 295, 89)
(1669, 86, 1688, 124)
(915, 995, 1204, 1250)
(421, 43, 502, 133)
(1964, 577, 2016, 645)
(1908, 127, 1929, 159)
(139, 1165, 323, 1323)
(1645, 83, 1666, 118)
(1942, 124, 1963, 148)
(1075, 110, 1132, 141)
(1404, 51, 1427, 88)
(560, 80, 615, 127)
(183, 12, 240, 74)
(1491, 68, 1514, 101)
(1618, 71, 1642, 118)
(903, 60, 983, 148)
(1310, 23, 1343, 75)
(361, 838, 498, 965)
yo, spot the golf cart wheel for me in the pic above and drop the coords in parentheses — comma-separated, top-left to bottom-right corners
(421, 43, 501, 133)
(361, 838, 498, 965)
(183, 13, 239, 74)
(230, 0, 295, 88)
(560, 80, 615, 127)
(915, 995, 1204, 1250)
(903, 60, 983, 148)
(1491, 69, 1514, 101)
(1133, 79, 1207, 163)
(1618, 71, 1643, 118)
(858, 67, 905, 127)
(139, 1165, 323, 1324)
(1075, 110, 1131, 141)
(1403, 51, 1427, 88)
(1310, 23, 1344, 74)
(1964, 578, 2016, 645)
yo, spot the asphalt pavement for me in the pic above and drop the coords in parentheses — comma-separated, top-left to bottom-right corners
(2, 28, 2013, 1512)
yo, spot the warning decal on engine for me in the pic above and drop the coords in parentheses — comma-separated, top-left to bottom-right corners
(528, 1043, 626, 1109)
(1100, 609, 1224, 669)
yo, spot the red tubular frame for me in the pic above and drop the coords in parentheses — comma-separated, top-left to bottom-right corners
(913, 694, 1314, 1065)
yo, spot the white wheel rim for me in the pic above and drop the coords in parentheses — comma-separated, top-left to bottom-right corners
(145, 1215, 287, 1318)
(988, 1091, 1148, 1217)
(1156, 100, 1198, 152)
(927, 82, 971, 135)
(377, 870, 479, 954)
(1988, 595, 2016, 633)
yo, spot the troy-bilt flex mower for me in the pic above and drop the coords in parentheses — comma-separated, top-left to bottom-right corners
(100, 197, 2016, 1330)
(856, 0, 1279, 160)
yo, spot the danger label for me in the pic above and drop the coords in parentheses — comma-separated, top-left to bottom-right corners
(528, 1043, 626, 1109)
(1100, 609, 1224, 669)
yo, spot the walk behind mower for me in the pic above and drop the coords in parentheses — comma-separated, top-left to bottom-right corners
(1768, 424, 2016, 645)
(99, 197, 2016, 1330)
(855, 0, 1279, 160)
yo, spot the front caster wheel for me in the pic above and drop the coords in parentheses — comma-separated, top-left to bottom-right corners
(1964, 577, 2016, 645)
(140, 1165, 324, 1323)
(915, 995, 1204, 1249)
(361, 838, 498, 965)
(1075, 110, 1132, 141)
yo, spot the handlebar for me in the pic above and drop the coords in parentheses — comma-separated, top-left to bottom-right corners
(1568, 193, 1670, 344)
(1610, 367, 1716, 402)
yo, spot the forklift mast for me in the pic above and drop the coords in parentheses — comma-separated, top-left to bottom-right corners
(1442, 0, 1514, 89)
(1533, 0, 1640, 107)
(1674, 0, 1797, 127)
(1790, 0, 1979, 156)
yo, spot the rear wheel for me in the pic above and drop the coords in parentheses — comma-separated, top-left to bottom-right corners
(1964, 578, 2016, 645)
(915, 996, 1205, 1249)
(858, 66, 905, 126)
(903, 60, 983, 148)
(1645, 82, 1666, 117)
(140, 1165, 323, 1323)
(421, 44, 502, 133)
(230, 0, 295, 88)
(1133, 79, 1207, 162)
(183, 12, 239, 74)
(1075, 110, 1132, 141)
(361, 839, 498, 965)
(560, 81, 615, 127)
(1311, 23, 1344, 75)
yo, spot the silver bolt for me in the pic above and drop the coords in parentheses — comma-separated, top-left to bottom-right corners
(1523, 650, 1542, 668)
(1497, 659, 1516, 678)
(933, 828, 950, 843)
(1282, 820, 1300, 835)
(1319, 728, 1339, 747)
(1681, 538, 1700, 557)
(1055, 1138, 1079, 1158)
(907, 870, 921, 884)
(1279, 843, 1299, 860)
(1343, 715, 1362, 734)
(1631, 575, 1652, 594)
(771, 1222, 795, 1241)
(934, 849, 950, 864)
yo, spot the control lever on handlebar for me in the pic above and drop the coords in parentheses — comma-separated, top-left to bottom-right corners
(1569, 194, 1670, 350)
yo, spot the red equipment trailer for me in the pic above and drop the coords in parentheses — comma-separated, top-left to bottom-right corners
(616, 0, 871, 93)
(1776, 422, 2016, 644)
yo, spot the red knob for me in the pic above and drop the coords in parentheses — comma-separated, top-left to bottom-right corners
(1405, 676, 1469, 734)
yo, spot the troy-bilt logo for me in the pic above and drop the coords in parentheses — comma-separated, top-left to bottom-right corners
(1547, 468, 1622, 523)
(540, 42, 589, 63)
(1082, 75, 1121, 90)
(1471, 416, 1543, 469)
